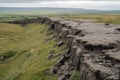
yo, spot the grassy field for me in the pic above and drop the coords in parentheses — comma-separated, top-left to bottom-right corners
(0, 12, 63, 22)
(0, 23, 64, 80)
(0, 13, 37, 21)
(64, 14, 120, 24)
(0, 12, 120, 24)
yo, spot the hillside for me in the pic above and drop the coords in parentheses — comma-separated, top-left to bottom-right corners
(0, 23, 64, 80)
(7, 17, 120, 80)
(0, 16, 120, 80)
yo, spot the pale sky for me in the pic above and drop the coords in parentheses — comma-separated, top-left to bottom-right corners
(0, 0, 120, 10)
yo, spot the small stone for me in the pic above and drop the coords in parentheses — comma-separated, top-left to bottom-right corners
(99, 63, 104, 65)
(58, 75, 66, 80)
(49, 66, 57, 74)
(104, 76, 116, 80)
(69, 66, 74, 70)
(54, 53, 62, 58)
(57, 41, 64, 46)
(47, 54, 53, 60)
(47, 50, 54, 60)
(114, 64, 120, 69)
(0, 56, 5, 60)
(105, 23, 109, 25)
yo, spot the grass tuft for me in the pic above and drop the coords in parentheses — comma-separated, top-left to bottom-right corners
(69, 71, 80, 80)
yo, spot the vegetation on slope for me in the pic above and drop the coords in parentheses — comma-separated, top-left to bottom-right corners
(69, 71, 80, 80)
(0, 23, 64, 80)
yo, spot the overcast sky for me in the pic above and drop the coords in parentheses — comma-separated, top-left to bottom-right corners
(0, 0, 120, 10)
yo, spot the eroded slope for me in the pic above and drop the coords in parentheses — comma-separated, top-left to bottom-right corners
(8, 17, 120, 80)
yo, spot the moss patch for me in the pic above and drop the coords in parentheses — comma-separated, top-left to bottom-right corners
(69, 71, 80, 80)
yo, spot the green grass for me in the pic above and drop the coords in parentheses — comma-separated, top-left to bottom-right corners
(0, 12, 63, 22)
(0, 23, 64, 80)
(0, 12, 120, 24)
(69, 71, 80, 80)
(63, 14, 120, 24)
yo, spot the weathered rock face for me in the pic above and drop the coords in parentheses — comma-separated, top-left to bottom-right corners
(9, 17, 120, 80)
